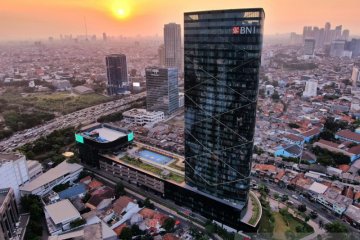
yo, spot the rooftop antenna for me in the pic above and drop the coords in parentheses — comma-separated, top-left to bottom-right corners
(84, 16, 88, 41)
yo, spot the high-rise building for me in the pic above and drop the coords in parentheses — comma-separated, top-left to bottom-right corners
(303, 38, 316, 57)
(335, 25, 343, 40)
(184, 8, 264, 206)
(145, 67, 179, 115)
(0, 188, 19, 240)
(0, 153, 29, 202)
(324, 22, 331, 44)
(352, 65, 360, 88)
(106, 54, 128, 95)
(303, 79, 318, 97)
(158, 44, 165, 66)
(347, 39, 360, 58)
(102, 32, 107, 41)
(342, 29, 350, 40)
(330, 40, 346, 57)
(164, 23, 182, 73)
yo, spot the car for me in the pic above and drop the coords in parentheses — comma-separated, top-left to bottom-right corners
(291, 194, 299, 200)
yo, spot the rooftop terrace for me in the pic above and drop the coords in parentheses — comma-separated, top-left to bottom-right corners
(78, 123, 130, 143)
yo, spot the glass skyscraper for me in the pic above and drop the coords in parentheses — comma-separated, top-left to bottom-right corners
(184, 9, 265, 205)
(145, 67, 179, 115)
(106, 54, 128, 95)
(164, 23, 182, 73)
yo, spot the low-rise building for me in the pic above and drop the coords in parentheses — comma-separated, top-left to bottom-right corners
(274, 144, 302, 158)
(27, 160, 43, 180)
(123, 108, 164, 126)
(317, 188, 353, 215)
(44, 199, 81, 235)
(313, 139, 360, 162)
(343, 205, 360, 229)
(20, 161, 83, 196)
(335, 129, 360, 144)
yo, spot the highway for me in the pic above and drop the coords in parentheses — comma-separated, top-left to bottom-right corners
(0, 92, 146, 152)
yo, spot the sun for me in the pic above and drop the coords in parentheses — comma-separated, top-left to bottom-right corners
(115, 8, 127, 18)
(110, 1, 131, 20)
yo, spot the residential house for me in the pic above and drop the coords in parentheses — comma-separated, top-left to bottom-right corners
(301, 127, 321, 142)
(274, 144, 301, 158)
(335, 129, 360, 144)
(343, 205, 360, 229)
(86, 186, 115, 210)
(317, 188, 353, 215)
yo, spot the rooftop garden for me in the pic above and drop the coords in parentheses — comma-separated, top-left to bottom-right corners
(248, 192, 262, 226)
(121, 156, 184, 183)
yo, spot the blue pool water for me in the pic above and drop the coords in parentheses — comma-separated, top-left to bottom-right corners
(138, 149, 172, 165)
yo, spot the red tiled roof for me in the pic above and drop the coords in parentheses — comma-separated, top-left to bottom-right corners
(254, 164, 277, 172)
(163, 233, 180, 240)
(275, 170, 286, 180)
(113, 224, 127, 236)
(338, 164, 350, 172)
(301, 127, 321, 137)
(354, 192, 360, 200)
(80, 176, 92, 183)
(88, 180, 103, 190)
(336, 130, 360, 142)
(113, 196, 133, 215)
(317, 139, 339, 148)
(139, 208, 156, 219)
(348, 145, 360, 154)
(285, 134, 304, 142)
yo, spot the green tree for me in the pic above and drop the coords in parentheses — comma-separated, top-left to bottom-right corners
(119, 227, 132, 240)
(325, 221, 348, 240)
(115, 182, 126, 198)
(131, 224, 143, 236)
(271, 91, 280, 101)
(162, 217, 176, 232)
(298, 204, 307, 213)
(325, 221, 348, 233)
(143, 198, 155, 209)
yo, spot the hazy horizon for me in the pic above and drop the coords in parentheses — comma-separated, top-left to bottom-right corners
(1, 0, 360, 41)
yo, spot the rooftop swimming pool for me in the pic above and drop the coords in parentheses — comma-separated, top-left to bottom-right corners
(138, 149, 173, 165)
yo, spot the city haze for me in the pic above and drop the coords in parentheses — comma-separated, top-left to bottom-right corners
(1, 0, 360, 40)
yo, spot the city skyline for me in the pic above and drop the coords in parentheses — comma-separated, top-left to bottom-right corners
(1, 0, 360, 40)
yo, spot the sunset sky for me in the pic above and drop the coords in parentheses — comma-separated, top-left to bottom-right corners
(1, 0, 359, 40)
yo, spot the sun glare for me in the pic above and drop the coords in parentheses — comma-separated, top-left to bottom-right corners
(111, 1, 131, 20)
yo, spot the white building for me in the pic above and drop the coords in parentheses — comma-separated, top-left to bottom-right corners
(122, 108, 164, 126)
(265, 85, 275, 97)
(352, 66, 360, 88)
(45, 199, 81, 235)
(20, 161, 83, 196)
(303, 79, 318, 97)
(0, 153, 30, 202)
(27, 160, 43, 180)
(179, 92, 184, 108)
(303, 38, 316, 58)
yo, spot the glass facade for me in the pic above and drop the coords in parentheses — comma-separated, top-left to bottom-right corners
(106, 54, 128, 95)
(145, 67, 179, 115)
(184, 9, 264, 204)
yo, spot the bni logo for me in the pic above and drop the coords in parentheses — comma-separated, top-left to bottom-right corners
(232, 26, 256, 35)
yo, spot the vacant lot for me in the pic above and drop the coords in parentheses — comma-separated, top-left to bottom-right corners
(0, 92, 111, 114)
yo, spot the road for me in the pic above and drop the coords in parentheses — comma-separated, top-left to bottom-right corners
(84, 166, 206, 231)
(253, 176, 360, 238)
(0, 92, 146, 152)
